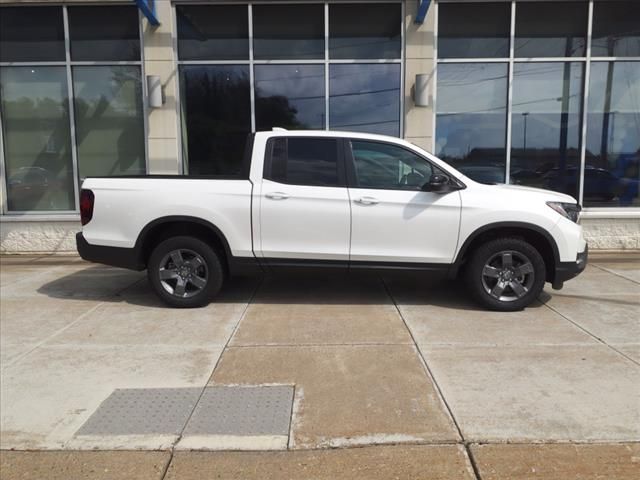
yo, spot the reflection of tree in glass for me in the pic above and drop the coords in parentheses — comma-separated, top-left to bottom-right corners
(255, 95, 306, 130)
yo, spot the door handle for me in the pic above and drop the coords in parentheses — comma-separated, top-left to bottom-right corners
(354, 196, 379, 205)
(265, 192, 290, 200)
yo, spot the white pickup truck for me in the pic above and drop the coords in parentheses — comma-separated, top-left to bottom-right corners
(77, 130, 587, 311)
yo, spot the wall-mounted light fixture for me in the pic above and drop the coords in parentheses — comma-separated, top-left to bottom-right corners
(147, 75, 164, 108)
(414, 74, 429, 107)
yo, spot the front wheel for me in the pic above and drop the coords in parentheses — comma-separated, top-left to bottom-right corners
(465, 238, 545, 311)
(147, 236, 223, 308)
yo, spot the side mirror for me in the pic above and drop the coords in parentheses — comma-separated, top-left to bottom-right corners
(422, 173, 451, 193)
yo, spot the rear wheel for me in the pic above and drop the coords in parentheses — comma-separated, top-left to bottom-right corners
(147, 236, 223, 308)
(465, 238, 545, 311)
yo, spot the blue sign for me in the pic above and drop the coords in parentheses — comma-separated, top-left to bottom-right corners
(135, 0, 160, 26)
(415, 0, 432, 24)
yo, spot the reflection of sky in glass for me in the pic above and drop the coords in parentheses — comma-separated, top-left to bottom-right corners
(329, 64, 400, 136)
(436, 63, 508, 172)
(511, 63, 583, 150)
(255, 65, 324, 129)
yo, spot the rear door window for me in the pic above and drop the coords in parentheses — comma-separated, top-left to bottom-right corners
(265, 137, 342, 187)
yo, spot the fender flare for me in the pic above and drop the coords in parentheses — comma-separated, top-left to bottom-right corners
(449, 221, 561, 278)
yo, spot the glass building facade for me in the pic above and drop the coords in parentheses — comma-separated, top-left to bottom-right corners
(435, 0, 639, 207)
(0, 1, 638, 236)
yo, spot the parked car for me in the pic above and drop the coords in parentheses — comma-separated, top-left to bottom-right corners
(77, 130, 587, 311)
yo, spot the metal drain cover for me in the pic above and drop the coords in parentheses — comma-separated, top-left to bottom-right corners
(76, 388, 201, 436)
(184, 385, 294, 436)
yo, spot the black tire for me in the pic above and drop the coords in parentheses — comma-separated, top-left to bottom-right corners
(465, 237, 545, 312)
(147, 236, 223, 308)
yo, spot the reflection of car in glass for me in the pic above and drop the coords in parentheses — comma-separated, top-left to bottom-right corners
(7, 167, 55, 207)
(457, 166, 508, 185)
(542, 166, 630, 202)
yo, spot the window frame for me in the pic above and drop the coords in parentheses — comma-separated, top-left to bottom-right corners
(344, 138, 455, 191)
(263, 136, 347, 188)
(434, 0, 640, 211)
(0, 4, 147, 215)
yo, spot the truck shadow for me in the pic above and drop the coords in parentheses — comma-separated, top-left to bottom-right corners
(36, 264, 553, 311)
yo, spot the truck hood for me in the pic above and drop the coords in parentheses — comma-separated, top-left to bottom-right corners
(490, 184, 578, 204)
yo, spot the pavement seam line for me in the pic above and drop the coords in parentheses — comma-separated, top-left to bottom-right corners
(159, 449, 174, 480)
(591, 263, 640, 285)
(0, 277, 146, 371)
(168, 277, 264, 451)
(539, 296, 640, 367)
(379, 277, 483, 480)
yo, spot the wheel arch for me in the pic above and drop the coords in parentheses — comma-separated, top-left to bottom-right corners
(451, 222, 560, 282)
(134, 216, 233, 273)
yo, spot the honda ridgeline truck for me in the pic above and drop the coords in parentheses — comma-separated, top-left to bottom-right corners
(77, 130, 588, 311)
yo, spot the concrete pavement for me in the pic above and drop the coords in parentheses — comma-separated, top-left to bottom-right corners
(1, 253, 639, 479)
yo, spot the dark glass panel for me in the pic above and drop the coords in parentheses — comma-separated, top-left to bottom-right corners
(177, 5, 249, 61)
(350, 140, 438, 190)
(1, 67, 75, 211)
(179, 66, 251, 176)
(267, 137, 339, 187)
(438, 3, 510, 59)
(329, 64, 401, 137)
(592, 1, 640, 57)
(436, 63, 508, 184)
(585, 62, 639, 207)
(329, 3, 401, 59)
(72, 66, 145, 179)
(68, 6, 140, 61)
(515, 2, 587, 57)
(253, 4, 324, 60)
(510, 63, 584, 198)
(255, 65, 325, 131)
(0, 7, 65, 62)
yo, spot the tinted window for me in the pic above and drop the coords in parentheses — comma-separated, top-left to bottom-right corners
(436, 63, 508, 183)
(177, 5, 249, 61)
(438, 3, 510, 59)
(266, 138, 339, 187)
(73, 66, 146, 179)
(515, 2, 587, 57)
(592, 1, 640, 57)
(329, 3, 401, 59)
(1, 67, 75, 211)
(255, 65, 325, 131)
(585, 62, 640, 207)
(351, 141, 437, 190)
(0, 7, 65, 62)
(180, 66, 251, 176)
(253, 4, 324, 60)
(329, 64, 401, 136)
(510, 62, 584, 199)
(68, 6, 140, 61)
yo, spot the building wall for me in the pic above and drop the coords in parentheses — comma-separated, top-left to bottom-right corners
(1, 0, 638, 253)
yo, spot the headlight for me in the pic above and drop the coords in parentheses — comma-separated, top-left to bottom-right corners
(546, 201, 581, 223)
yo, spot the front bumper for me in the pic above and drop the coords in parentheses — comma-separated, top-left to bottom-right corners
(76, 233, 143, 271)
(552, 244, 588, 289)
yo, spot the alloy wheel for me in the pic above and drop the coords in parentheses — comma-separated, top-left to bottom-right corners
(481, 250, 535, 302)
(158, 248, 208, 299)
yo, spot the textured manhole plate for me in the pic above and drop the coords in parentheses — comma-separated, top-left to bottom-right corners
(184, 385, 294, 436)
(75, 386, 294, 438)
